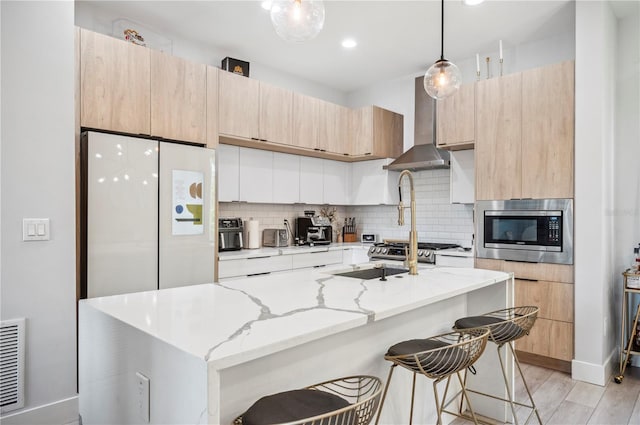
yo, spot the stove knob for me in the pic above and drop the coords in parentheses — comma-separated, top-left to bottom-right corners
(381, 248, 388, 254)
(368, 247, 374, 254)
(417, 250, 424, 257)
(376, 247, 382, 254)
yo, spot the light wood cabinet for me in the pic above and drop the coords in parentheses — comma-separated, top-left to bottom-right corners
(151, 50, 206, 144)
(475, 61, 574, 201)
(475, 73, 522, 201)
(350, 106, 403, 159)
(320, 101, 351, 156)
(476, 257, 574, 369)
(218, 70, 260, 140)
(259, 82, 293, 145)
(436, 82, 475, 150)
(521, 60, 574, 199)
(292, 93, 322, 151)
(80, 29, 151, 135)
(206, 66, 219, 148)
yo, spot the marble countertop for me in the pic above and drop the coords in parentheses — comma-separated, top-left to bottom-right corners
(218, 242, 369, 260)
(82, 264, 510, 370)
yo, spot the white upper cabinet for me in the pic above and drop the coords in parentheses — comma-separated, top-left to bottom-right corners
(299, 157, 324, 204)
(323, 160, 351, 205)
(450, 150, 475, 204)
(272, 152, 300, 204)
(239, 148, 273, 203)
(217, 144, 240, 202)
(351, 158, 400, 205)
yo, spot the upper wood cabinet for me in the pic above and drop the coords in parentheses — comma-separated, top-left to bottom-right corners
(320, 101, 351, 156)
(436, 82, 475, 150)
(292, 93, 322, 150)
(151, 50, 207, 144)
(80, 28, 151, 135)
(218, 70, 260, 140)
(475, 72, 522, 201)
(521, 60, 574, 199)
(350, 106, 403, 159)
(259, 82, 293, 145)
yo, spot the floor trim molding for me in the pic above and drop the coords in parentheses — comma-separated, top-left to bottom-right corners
(572, 350, 616, 386)
(0, 396, 78, 425)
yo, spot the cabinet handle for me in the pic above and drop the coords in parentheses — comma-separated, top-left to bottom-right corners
(260, 139, 268, 142)
(313, 265, 327, 268)
(247, 272, 271, 276)
(247, 256, 271, 260)
(516, 278, 539, 282)
(505, 259, 539, 264)
(314, 148, 321, 151)
(250, 137, 260, 141)
(364, 152, 372, 156)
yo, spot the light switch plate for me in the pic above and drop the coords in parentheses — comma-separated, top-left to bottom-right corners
(22, 218, 50, 241)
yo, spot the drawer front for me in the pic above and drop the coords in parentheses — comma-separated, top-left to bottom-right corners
(291, 250, 343, 269)
(436, 255, 474, 268)
(218, 255, 293, 278)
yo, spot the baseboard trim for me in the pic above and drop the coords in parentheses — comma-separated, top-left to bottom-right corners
(572, 350, 616, 386)
(516, 350, 572, 373)
(0, 396, 78, 425)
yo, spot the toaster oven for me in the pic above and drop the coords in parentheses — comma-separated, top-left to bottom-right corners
(263, 229, 288, 247)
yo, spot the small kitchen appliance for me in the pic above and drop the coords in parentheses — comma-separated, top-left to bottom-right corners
(295, 216, 332, 246)
(218, 218, 243, 252)
(368, 241, 459, 264)
(263, 228, 288, 247)
(476, 199, 573, 264)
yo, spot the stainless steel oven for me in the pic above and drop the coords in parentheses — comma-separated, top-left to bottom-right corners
(476, 199, 573, 264)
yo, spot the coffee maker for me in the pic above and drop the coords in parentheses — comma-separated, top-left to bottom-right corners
(295, 213, 332, 246)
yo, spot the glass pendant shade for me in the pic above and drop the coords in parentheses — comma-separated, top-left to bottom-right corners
(270, 0, 325, 42)
(424, 59, 462, 99)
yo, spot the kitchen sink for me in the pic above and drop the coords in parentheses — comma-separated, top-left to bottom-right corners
(334, 266, 409, 280)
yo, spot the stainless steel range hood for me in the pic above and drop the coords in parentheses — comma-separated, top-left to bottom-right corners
(386, 76, 450, 171)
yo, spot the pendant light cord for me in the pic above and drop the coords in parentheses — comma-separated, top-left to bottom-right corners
(440, 0, 445, 61)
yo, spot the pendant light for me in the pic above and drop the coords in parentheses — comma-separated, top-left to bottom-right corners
(270, 0, 325, 42)
(424, 0, 462, 99)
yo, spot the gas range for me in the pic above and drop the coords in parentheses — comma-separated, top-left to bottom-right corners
(367, 241, 460, 264)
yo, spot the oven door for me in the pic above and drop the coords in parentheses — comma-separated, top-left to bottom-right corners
(476, 199, 573, 264)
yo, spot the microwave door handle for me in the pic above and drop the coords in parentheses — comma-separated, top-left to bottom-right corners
(219, 233, 225, 250)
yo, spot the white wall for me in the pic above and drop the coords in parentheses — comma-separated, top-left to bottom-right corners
(573, 0, 617, 386)
(73, 1, 348, 105)
(0, 1, 78, 423)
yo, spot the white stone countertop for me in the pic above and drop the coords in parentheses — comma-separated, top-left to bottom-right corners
(217, 242, 369, 260)
(81, 264, 510, 370)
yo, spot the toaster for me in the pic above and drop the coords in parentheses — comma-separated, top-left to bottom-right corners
(263, 229, 288, 247)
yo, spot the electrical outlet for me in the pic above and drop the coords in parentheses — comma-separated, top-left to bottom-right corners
(135, 372, 150, 423)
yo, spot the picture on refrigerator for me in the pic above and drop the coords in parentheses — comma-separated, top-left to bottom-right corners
(80, 131, 216, 298)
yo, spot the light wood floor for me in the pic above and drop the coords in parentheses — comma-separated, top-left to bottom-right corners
(450, 363, 640, 424)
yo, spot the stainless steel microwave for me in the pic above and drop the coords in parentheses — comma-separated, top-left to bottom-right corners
(476, 199, 573, 265)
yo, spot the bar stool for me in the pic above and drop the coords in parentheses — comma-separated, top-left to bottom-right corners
(453, 306, 541, 425)
(233, 375, 382, 425)
(375, 328, 490, 425)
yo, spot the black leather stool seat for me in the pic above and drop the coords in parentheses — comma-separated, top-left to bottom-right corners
(241, 389, 353, 425)
(454, 316, 525, 344)
(386, 338, 470, 378)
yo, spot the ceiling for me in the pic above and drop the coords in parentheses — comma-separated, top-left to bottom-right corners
(78, 1, 635, 93)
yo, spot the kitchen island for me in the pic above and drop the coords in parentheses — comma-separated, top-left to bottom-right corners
(79, 264, 513, 424)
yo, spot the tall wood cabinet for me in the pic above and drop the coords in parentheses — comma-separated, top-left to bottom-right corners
(218, 70, 260, 140)
(436, 82, 475, 150)
(80, 28, 151, 135)
(475, 258, 574, 372)
(475, 60, 574, 201)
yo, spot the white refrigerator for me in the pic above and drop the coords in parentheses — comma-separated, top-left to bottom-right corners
(81, 131, 216, 298)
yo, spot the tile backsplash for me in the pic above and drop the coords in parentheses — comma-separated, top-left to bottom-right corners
(219, 168, 474, 248)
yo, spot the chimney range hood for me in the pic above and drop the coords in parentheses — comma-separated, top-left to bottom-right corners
(386, 77, 450, 171)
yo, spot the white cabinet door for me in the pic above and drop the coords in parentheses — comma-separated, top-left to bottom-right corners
(450, 150, 475, 204)
(323, 159, 351, 205)
(351, 158, 399, 205)
(291, 250, 343, 269)
(217, 144, 239, 202)
(299, 156, 324, 204)
(239, 147, 273, 203)
(273, 152, 300, 204)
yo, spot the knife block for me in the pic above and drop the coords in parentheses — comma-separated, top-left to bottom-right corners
(343, 233, 357, 243)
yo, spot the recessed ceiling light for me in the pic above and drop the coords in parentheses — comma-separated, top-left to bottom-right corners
(341, 38, 357, 49)
(462, 0, 485, 5)
(261, 1, 272, 11)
